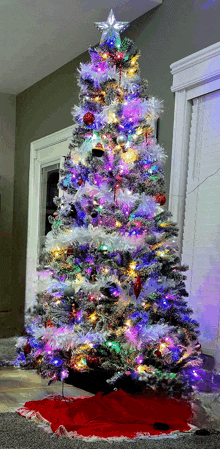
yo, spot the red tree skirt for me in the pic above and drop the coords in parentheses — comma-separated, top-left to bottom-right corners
(17, 389, 194, 440)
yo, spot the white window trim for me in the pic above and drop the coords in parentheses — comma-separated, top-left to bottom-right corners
(25, 125, 74, 313)
(169, 41, 220, 257)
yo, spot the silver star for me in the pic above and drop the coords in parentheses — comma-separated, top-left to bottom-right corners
(94, 9, 129, 46)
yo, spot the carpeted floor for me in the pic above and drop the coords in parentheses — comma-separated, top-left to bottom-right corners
(0, 412, 220, 449)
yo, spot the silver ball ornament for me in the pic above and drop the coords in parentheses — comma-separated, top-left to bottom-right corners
(145, 234, 157, 245)
(117, 133, 127, 145)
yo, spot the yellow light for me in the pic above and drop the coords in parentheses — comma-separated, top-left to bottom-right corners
(136, 127, 143, 135)
(159, 343, 167, 351)
(102, 53, 108, 59)
(94, 96, 100, 102)
(121, 148, 138, 164)
(136, 364, 147, 373)
(115, 145, 121, 150)
(130, 262, 136, 270)
(125, 320, 132, 327)
(115, 220, 121, 227)
(89, 312, 98, 322)
(108, 112, 118, 123)
(128, 68, 135, 76)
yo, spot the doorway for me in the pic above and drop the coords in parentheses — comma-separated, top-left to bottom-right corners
(25, 126, 73, 315)
(169, 42, 220, 369)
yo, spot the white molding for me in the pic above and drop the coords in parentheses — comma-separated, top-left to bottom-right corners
(169, 42, 220, 254)
(25, 125, 74, 312)
(170, 41, 220, 92)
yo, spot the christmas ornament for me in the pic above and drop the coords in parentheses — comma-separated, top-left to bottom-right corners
(87, 355, 100, 368)
(91, 210, 98, 218)
(177, 328, 186, 340)
(94, 9, 129, 46)
(117, 133, 127, 145)
(83, 112, 95, 126)
(78, 179, 83, 186)
(194, 341, 201, 351)
(155, 193, 166, 206)
(45, 320, 54, 328)
(24, 342, 31, 356)
(134, 275, 142, 299)
(67, 246, 73, 256)
(92, 143, 104, 157)
(145, 234, 157, 245)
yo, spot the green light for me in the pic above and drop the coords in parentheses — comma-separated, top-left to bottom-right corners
(100, 245, 108, 251)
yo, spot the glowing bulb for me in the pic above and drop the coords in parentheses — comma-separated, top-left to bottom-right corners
(130, 262, 136, 270)
(115, 221, 121, 227)
(121, 148, 138, 164)
(125, 320, 132, 327)
(136, 127, 143, 135)
(102, 53, 108, 59)
(89, 312, 98, 322)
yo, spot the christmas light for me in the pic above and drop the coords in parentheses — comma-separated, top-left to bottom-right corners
(89, 312, 98, 322)
(121, 148, 138, 164)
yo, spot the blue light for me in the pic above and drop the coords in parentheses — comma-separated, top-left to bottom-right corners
(52, 358, 63, 367)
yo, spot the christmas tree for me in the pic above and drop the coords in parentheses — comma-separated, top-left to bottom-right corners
(15, 9, 202, 398)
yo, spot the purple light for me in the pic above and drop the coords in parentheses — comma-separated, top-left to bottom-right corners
(61, 370, 69, 380)
(136, 355, 144, 364)
(125, 327, 138, 344)
(76, 311, 83, 322)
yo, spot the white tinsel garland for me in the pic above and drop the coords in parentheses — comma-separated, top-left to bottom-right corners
(45, 225, 146, 253)
(78, 63, 117, 85)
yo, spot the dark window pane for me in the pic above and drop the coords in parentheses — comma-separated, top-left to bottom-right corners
(45, 169, 59, 235)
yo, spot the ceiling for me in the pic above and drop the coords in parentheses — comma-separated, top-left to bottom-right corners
(0, 0, 162, 95)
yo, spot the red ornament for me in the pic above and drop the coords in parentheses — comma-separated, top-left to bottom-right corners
(78, 179, 83, 186)
(86, 355, 100, 368)
(134, 275, 142, 299)
(45, 319, 54, 328)
(155, 193, 166, 206)
(24, 342, 31, 356)
(155, 350, 162, 357)
(67, 245, 73, 256)
(114, 52, 124, 63)
(83, 112, 95, 126)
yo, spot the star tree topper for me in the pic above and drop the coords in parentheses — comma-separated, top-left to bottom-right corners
(94, 9, 130, 47)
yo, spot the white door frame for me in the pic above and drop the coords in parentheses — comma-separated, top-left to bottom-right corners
(25, 125, 74, 313)
(169, 41, 220, 257)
